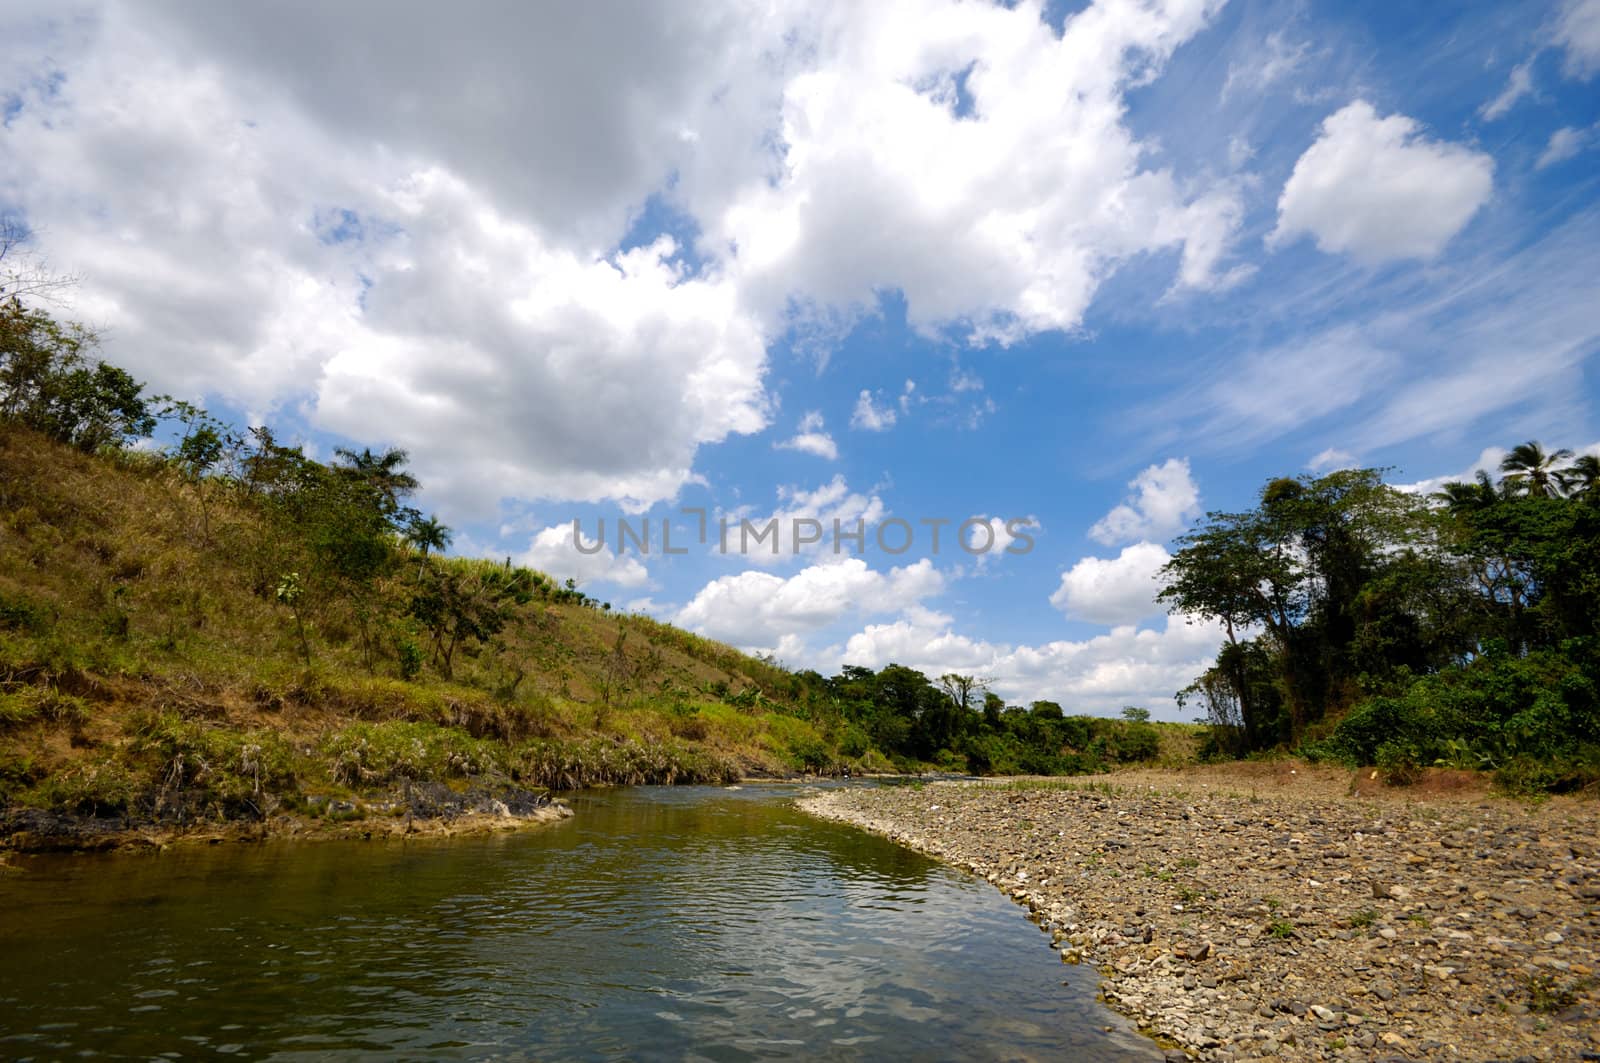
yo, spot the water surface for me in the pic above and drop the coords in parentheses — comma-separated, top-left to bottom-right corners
(0, 783, 1158, 1060)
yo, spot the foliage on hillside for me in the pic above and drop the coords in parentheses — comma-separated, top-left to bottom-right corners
(1160, 452, 1600, 792)
(1, 298, 1172, 840)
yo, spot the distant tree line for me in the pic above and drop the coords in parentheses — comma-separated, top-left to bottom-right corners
(783, 664, 1164, 774)
(1160, 449, 1600, 790)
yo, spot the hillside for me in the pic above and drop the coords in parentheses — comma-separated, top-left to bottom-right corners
(0, 422, 849, 847)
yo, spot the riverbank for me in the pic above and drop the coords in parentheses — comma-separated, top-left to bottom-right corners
(0, 782, 572, 854)
(799, 766, 1600, 1062)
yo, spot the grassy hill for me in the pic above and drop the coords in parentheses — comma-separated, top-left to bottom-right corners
(0, 423, 865, 846)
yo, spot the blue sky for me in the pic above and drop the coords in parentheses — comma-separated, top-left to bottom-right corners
(2, 0, 1598, 716)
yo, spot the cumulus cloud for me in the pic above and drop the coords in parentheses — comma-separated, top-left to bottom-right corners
(1088, 458, 1200, 546)
(0, 5, 771, 515)
(518, 523, 651, 589)
(706, 0, 1247, 342)
(0, 0, 1261, 517)
(675, 557, 944, 646)
(1049, 542, 1171, 625)
(775, 411, 839, 460)
(967, 515, 1040, 567)
(850, 389, 898, 431)
(835, 610, 1226, 719)
(1271, 101, 1494, 263)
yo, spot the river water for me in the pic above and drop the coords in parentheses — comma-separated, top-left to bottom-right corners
(0, 783, 1158, 1060)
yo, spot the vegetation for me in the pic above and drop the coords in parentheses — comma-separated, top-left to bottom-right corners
(1161, 453, 1600, 792)
(0, 296, 1175, 840)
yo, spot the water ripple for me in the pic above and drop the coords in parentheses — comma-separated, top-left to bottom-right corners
(1, 784, 1158, 1061)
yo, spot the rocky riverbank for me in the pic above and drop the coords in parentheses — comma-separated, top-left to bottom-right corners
(799, 768, 1600, 1062)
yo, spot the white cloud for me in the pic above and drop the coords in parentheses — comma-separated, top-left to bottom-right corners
(1480, 59, 1535, 121)
(675, 557, 944, 647)
(0, 0, 1261, 518)
(707, 0, 1247, 343)
(0, 5, 771, 516)
(720, 475, 887, 565)
(1308, 447, 1358, 472)
(1537, 125, 1592, 169)
(966, 514, 1039, 567)
(1088, 458, 1200, 546)
(775, 410, 839, 460)
(1049, 541, 1171, 625)
(850, 389, 898, 431)
(835, 610, 1227, 719)
(518, 523, 651, 589)
(1270, 101, 1494, 263)
(1557, 0, 1600, 78)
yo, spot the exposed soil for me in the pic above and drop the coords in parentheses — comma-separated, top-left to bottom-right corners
(0, 782, 572, 853)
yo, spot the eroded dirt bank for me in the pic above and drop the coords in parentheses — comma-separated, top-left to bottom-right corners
(1, 783, 571, 854)
(800, 769, 1599, 1062)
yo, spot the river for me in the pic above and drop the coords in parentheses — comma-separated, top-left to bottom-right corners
(0, 783, 1159, 1060)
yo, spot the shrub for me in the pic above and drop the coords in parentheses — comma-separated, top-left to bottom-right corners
(1312, 645, 1600, 791)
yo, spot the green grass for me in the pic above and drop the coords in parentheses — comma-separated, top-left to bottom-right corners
(0, 424, 880, 835)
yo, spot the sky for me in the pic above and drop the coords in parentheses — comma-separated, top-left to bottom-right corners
(2, 0, 1598, 719)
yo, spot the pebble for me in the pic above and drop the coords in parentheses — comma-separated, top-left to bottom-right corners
(801, 772, 1600, 1062)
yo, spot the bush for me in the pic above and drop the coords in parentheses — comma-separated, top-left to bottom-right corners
(1313, 645, 1600, 790)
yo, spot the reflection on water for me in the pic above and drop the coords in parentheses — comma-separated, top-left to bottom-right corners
(0, 784, 1158, 1060)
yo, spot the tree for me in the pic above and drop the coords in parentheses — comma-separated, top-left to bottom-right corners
(409, 563, 534, 679)
(333, 445, 420, 523)
(404, 514, 453, 584)
(1162, 468, 1442, 745)
(1120, 705, 1151, 723)
(1499, 441, 1574, 498)
(1, 300, 155, 451)
(1567, 454, 1600, 504)
(406, 514, 452, 560)
(937, 673, 984, 713)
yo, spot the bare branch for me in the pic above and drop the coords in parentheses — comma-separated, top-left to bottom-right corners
(0, 216, 79, 306)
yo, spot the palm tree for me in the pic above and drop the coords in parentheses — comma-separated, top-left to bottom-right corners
(1499, 441, 1574, 498)
(405, 514, 452, 581)
(1434, 470, 1502, 513)
(1566, 454, 1600, 504)
(406, 514, 452, 559)
(334, 446, 420, 515)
